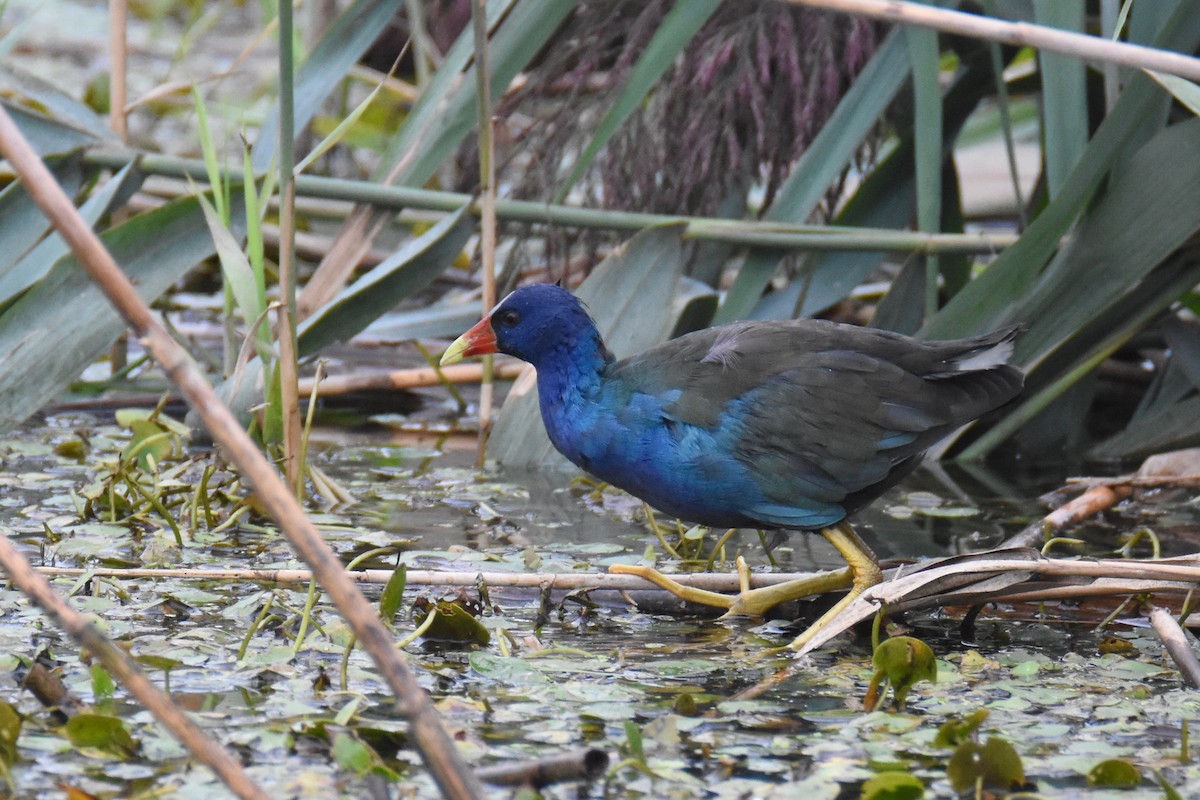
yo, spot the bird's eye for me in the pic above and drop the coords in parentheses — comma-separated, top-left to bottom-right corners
(497, 309, 521, 327)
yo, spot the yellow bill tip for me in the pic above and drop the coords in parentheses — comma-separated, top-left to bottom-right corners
(439, 334, 470, 366)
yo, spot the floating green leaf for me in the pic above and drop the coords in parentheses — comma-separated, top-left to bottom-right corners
(331, 730, 402, 781)
(378, 563, 406, 626)
(413, 597, 489, 645)
(0, 700, 20, 769)
(64, 713, 138, 758)
(89, 665, 115, 711)
(947, 736, 1024, 793)
(1089, 758, 1142, 787)
(934, 708, 989, 748)
(864, 636, 937, 712)
(861, 770, 925, 800)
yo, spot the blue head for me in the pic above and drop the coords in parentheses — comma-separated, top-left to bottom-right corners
(440, 284, 610, 372)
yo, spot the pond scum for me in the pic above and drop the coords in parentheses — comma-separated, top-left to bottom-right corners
(0, 410, 1197, 797)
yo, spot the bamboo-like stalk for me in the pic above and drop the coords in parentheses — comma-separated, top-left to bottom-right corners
(108, 0, 130, 374)
(275, 0, 302, 493)
(0, 106, 484, 800)
(297, 360, 526, 397)
(82, 149, 1018, 255)
(786, 0, 1200, 82)
(471, 0, 497, 465)
(108, 0, 128, 141)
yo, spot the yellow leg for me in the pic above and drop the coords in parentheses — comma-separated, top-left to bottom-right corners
(643, 502, 682, 560)
(610, 521, 881, 643)
(787, 522, 882, 651)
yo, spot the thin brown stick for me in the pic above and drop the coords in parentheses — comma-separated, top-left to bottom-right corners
(0, 536, 268, 799)
(107, 0, 130, 374)
(35, 555, 1200, 588)
(0, 106, 483, 800)
(35, 554, 1200, 610)
(41, 363, 523, 415)
(1043, 484, 1132, 529)
(475, 748, 609, 788)
(1002, 472, 1200, 550)
(1066, 475, 1200, 490)
(786, 0, 1200, 82)
(298, 360, 525, 397)
(1151, 607, 1200, 688)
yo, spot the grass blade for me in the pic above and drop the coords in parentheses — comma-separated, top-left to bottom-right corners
(0, 158, 84, 277)
(297, 206, 475, 355)
(905, 23, 941, 320)
(1034, 2, 1088, 197)
(0, 162, 143, 306)
(921, 0, 1200, 340)
(376, 0, 572, 187)
(0, 193, 243, 431)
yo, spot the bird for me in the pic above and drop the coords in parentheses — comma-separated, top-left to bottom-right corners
(440, 283, 1024, 651)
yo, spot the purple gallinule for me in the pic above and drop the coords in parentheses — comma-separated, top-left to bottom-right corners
(441, 284, 1023, 650)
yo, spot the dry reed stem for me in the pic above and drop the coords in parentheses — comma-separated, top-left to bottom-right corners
(108, 0, 128, 141)
(298, 360, 525, 396)
(787, 0, 1200, 81)
(472, 0, 498, 464)
(1151, 607, 1200, 688)
(1044, 484, 1132, 529)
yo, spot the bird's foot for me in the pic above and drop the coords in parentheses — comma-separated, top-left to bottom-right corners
(723, 564, 854, 618)
(787, 546, 883, 653)
(607, 559, 854, 617)
(608, 563, 735, 609)
(613, 522, 884, 653)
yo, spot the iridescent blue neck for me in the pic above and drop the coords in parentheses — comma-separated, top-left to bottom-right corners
(533, 328, 613, 462)
(534, 326, 611, 404)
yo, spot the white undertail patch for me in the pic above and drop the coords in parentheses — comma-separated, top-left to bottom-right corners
(951, 337, 1016, 372)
